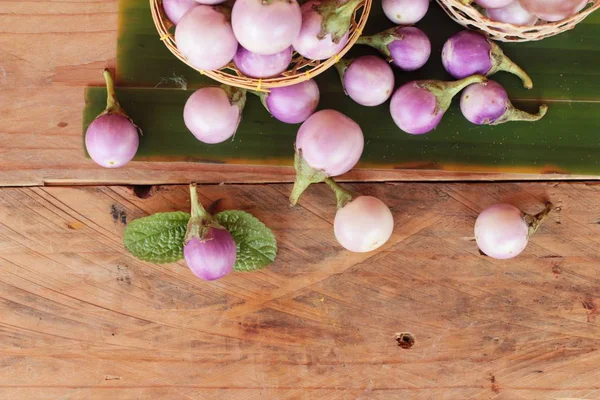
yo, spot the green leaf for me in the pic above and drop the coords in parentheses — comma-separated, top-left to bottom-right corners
(123, 209, 277, 271)
(88, 1, 600, 176)
(216, 211, 277, 272)
(123, 211, 190, 263)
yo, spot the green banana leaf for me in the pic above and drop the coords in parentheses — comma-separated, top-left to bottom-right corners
(82, 0, 600, 175)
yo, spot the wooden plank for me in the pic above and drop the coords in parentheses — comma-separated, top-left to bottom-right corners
(0, 182, 598, 398)
(1, 0, 599, 186)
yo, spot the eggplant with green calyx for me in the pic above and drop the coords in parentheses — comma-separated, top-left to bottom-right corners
(249, 80, 320, 124)
(123, 190, 278, 274)
(442, 30, 533, 89)
(184, 184, 237, 281)
(290, 109, 364, 206)
(335, 55, 395, 107)
(293, 0, 362, 60)
(326, 179, 394, 253)
(390, 75, 487, 135)
(356, 26, 431, 72)
(460, 80, 548, 125)
(184, 85, 246, 144)
(85, 69, 140, 169)
(475, 202, 553, 260)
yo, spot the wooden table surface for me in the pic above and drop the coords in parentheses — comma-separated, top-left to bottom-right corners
(0, 182, 599, 399)
(2, 2, 600, 400)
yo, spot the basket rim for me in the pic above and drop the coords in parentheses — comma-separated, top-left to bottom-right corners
(150, 0, 372, 91)
(436, 0, 600, 42)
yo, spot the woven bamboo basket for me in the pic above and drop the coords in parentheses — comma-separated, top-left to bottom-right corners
(150, 0, 371, 91)
(436, 0, 600, 42)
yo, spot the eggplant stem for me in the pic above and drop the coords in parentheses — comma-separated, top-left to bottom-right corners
(289, 150, 329, 207)
(221, 85, 247, 110)
(189, 184, 208, 220)
(419, 75, 487, 115)
(247, 89, 264, 98)
(355, 35, 370, 46)
(355, 28, 398, 58)
(334, 59, 352, 95)
(324, 178, 354, 209)
(492, 104, 548, 125)
(103, 69, 121, 114)
(334, 58, 352, 78)
(247, 89, 270, 113)
(524, 202, 554, 238)
(315, 0, 363, 43)
(489, 42, 533, 89)
(445, 75, 487, 98)
(290, 179, 311, 207)
(186, 184, 221, 243)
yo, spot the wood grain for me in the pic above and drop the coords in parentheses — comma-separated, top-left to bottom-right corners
(1, 1, 599, 186)
(0, 182, 598, 399)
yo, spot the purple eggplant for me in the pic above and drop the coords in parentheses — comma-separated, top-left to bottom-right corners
(293, 0, 361, 60)
(183, 184, 236, 281)
(233, 46, 293, 78)
(460, 80, 548, 125)
(357, 26, 431, 72)
(251, 80, 320, 124)
(442, 30, 533, 89)
(335, 56, 395, 107)
(390, 75, 486, 135)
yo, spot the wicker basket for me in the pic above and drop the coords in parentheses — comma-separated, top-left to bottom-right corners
(150, 0, 371, 91)
(436, 0, 600, 42)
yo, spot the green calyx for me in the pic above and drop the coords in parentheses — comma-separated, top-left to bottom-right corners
(289, 149, 329, 206)
(185, 183, 223, 243)
(417, 74, 487, 115)
(247, 89, 271, 114)
(493, 104, 548, 125)
(325, 178, 354, 210)
(101, 69, 141, 133)
(314, 0, 363, 43)
(222, 84, 247, 111)
(288, 149, 355, 209)
(355, 27, 401, 59)
(102, 69, 127, 118)
(523, 202, 554, 238)
(334, 58, 353, 78)
(334, 58, 354, 94)
(488, 41, 533, 89)
(222, 85, 248, 133)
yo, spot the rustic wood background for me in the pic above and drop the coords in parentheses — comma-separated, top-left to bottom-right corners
(0, 182, 599, 399)
(2, 1, 600, 399)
